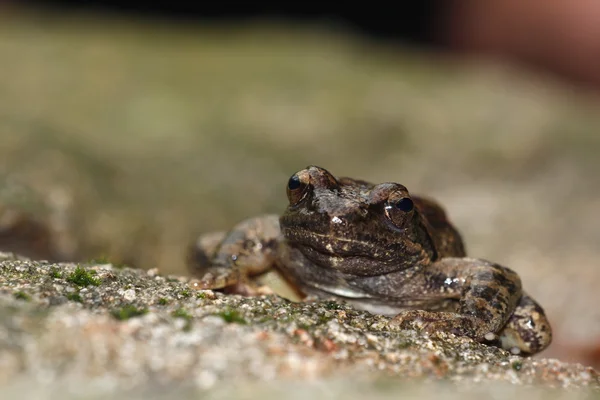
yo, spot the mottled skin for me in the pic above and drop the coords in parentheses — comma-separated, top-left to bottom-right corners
(188, 166, 552, 355)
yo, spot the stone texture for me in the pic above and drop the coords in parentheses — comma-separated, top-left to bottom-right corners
(0, 252, 597, 398)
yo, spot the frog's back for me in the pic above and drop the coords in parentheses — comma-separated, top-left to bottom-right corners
(412, 195, 466, 258)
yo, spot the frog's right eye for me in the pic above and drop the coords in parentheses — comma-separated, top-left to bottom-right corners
(286, 173, 310, 205)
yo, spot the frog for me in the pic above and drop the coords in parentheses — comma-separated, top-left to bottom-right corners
(187, 165, 552, 355)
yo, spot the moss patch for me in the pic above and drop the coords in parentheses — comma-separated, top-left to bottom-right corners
(66, 292, 83, 303)
(49, 268, 63, 279)
(14, 291, 31, 301)
(512, 360, 523, 371)
(111, 305, 148, 320)
(172, 308, 193, 331)
(66, 266, 101, 287)
(218, 309, 247, 325)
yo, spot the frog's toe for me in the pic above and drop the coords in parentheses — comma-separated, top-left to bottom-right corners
(189, 267, 241, 290)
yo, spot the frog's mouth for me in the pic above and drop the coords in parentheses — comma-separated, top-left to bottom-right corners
(282, 228, 407, 277)
(283, 228, 375, 256)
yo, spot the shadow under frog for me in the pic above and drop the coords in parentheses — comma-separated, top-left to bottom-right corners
(188, 165, 552, 355)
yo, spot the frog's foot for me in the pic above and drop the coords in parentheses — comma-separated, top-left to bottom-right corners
(187, 215, 281, 291)
(189, 266, 241, 290)
(493, 294, 553, 355)
(390, 310, 482, 339)
(187, 230, 234, 289)
(189, 267, 274, 296)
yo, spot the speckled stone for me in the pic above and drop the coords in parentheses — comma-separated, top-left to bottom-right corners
(0, 252, 597, 398)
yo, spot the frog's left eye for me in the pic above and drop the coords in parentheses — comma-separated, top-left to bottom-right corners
(286, 173, 310, 205)
(393, 197, 414, 212)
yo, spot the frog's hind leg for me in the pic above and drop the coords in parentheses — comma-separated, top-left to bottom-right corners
(389, 257, 524, 348)
(187, 214, 282, 295)
(494, 293, 553, 355)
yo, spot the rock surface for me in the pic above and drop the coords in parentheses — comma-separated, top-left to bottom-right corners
(0, 252, 597, 399)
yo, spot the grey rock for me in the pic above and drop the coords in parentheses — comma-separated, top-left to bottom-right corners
(0, 252, 597, 399)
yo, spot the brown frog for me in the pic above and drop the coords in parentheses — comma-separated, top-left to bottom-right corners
(188, 165, 552, 355)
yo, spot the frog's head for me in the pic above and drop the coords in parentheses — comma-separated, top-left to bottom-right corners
(279, 166, 438, 276)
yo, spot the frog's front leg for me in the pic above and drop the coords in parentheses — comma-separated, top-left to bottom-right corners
(391, 257, 524, 349)
(187, 214, 282, 294)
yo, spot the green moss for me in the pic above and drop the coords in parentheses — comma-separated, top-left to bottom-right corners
(511, 360, 523, 371)
(111, 305, 148, 320)
(179, 289, 191, 298)
(14, 291, 31, 301)
(66, 292, 83, 303)
(218, 309, 247, 325)
(172, 308, 191, 319)
(49, 268, 63, 279)
(172, 308, 193, 331)
(196, 292, 207, 299)
(157, 297, 169, 305)
(66, 265, 101, 287)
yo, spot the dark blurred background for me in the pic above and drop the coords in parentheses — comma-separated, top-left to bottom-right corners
(20, 1, 446, 46)
(1, 0, 600, 369)
(19, 0, 600, 89)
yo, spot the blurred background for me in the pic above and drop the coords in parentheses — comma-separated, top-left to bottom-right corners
(1, 1, 599, 369)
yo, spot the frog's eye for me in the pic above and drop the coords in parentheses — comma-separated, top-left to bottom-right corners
(384, 195, 415, 227)
(288, 175, 302, 191)
(393, 197, 414, 212)
(286, 173, 310, 205)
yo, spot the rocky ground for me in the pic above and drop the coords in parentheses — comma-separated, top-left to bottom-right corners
(0, 252, 598, 399)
